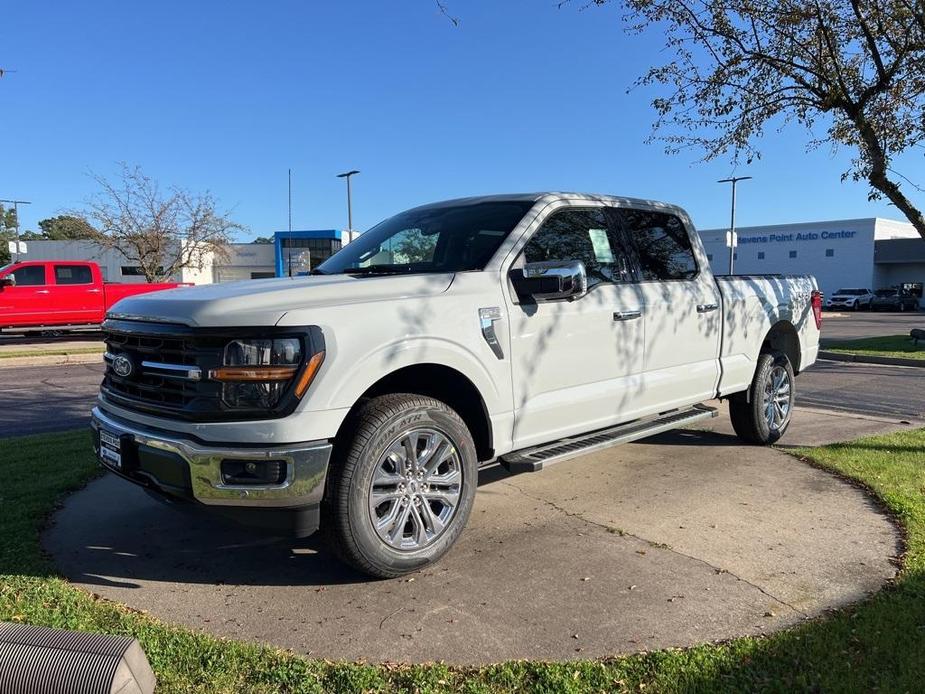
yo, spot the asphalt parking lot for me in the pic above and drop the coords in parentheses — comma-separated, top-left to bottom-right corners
(821, 310, 922, 341)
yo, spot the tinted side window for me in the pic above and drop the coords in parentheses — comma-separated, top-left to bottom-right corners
(11, 265, 47, 286)
(617, 209, 697, 281)
(523, 209, 630, 289)
(54, 265, 93, 285)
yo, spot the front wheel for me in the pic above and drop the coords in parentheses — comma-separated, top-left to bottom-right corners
(728, 351, 795, 445)
(322, 393, 478, 578)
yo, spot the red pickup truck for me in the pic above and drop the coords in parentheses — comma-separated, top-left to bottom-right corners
(0, 260, 187, 331)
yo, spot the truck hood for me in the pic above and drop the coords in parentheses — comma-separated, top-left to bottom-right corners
(107, 273, 455, 327)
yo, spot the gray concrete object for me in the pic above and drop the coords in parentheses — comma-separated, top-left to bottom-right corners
(0, 622, 155, 694)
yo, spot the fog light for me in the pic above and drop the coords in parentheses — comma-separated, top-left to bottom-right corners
(220, 459, 286, 485)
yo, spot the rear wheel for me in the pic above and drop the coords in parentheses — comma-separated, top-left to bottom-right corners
(729, 351, 795, 445)
(323, 393, 477, 578)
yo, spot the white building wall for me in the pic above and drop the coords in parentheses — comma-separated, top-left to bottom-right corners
(215, 243, 276, 282)
(18, 240, 276, 284)
(700, 218, 880, 297)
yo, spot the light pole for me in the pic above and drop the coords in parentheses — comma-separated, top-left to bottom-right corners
(336, 170, 360, 235)
(0, 198, 32, 261)
(717, 177, 751, 275)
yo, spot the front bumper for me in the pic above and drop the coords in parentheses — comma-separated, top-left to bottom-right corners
(90, 406, 332, 536)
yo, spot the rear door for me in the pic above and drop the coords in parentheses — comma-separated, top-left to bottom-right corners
(50, 263, 102, 323)
(0, 263, 52, 326)
(506, 205, 646, 449)
(613, 207, 722, 412)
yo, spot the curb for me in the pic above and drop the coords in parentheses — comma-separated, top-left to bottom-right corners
(0, 352, 104, 369)
(819, 350, 925, 369)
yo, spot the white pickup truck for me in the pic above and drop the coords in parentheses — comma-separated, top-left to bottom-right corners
(91, 193, 822, 577)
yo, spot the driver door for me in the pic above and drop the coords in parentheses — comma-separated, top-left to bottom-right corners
(0, 263, 52, 326)
(505, 206, 646, 450)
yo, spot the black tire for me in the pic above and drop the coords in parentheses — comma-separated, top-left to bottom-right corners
(322, 393, 478, 578)
(728, 351, 795, 445)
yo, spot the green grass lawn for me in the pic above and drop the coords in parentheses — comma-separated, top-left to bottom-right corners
(1, 428, 924, 692)
(0, 346, 105, 359)
(823, 334, 925, 360)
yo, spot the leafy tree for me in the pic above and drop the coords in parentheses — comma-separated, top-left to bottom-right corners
(83, 164, 242, 282)
(586, 0, 925, 239)
(252, 236, 275, 244)
(37, 215, 100, 240)
(0, 205, 20, 265)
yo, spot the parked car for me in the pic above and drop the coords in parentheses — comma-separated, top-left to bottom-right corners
(0, 261, 187, 332)
(90, 193, 822, 578)
(870, 288, 921, 312)
(825, 287, 874, 311)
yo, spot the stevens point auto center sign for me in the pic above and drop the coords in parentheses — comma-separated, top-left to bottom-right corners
(738, 230, 858, 245)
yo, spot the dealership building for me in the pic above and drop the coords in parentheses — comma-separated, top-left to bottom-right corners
(700, 217, 925, 297)
(15, 229, 356, 284)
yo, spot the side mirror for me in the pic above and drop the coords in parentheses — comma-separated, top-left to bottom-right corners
(510, 260, 587, 302)
(0, 276, 14, 289)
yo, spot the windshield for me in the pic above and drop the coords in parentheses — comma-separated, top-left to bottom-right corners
(315, 200, 535, 275)
(875, 289, 897, 297)
(0, 264, 13, 276)
(834, 288, 864, 295)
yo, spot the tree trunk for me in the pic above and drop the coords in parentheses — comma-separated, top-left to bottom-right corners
(856, 116, 925, 240)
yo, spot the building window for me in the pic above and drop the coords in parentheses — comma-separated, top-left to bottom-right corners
(250, 272, 275, 279)
(707, 254, 713, 261)
(757, 251, 765, 260)
(825, 248, 835, 257)
(121, 266, 164, 276)
(789, 250, 797, 259)
(280, 237, 342, 265)
(733, 252, 738, 260)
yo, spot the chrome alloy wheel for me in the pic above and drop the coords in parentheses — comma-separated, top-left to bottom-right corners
(763, 364, 792, 430)
(367, 428, 463, 551)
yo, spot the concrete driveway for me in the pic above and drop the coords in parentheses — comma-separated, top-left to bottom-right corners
(43, 406, 906, 664)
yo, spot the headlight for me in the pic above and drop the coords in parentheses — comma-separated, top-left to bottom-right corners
(209, 338, 323, 410)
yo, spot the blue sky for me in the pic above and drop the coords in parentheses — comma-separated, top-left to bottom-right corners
(1, 1, 920, 240)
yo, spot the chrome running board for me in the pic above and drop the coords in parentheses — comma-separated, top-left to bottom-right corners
(499, 404, 718, 473)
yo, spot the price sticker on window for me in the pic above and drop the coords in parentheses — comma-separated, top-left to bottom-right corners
(588, 228, 614, 263)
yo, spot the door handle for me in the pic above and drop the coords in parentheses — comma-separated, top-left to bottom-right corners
(88, 288, 102, 293)
(696, 303, 719, 313)
(35, 290, 50, 295)
(613, 310, 642, 321)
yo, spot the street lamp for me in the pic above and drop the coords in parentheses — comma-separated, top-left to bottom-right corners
(717, 177, 751, 275)
(336, 170, 360, 235)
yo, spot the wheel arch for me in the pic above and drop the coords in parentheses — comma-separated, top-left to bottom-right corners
(335, 363, 495, 462)
(762, 320, 802, 373)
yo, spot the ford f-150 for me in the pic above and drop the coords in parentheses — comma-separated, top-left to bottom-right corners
(90, 193, 822, 577)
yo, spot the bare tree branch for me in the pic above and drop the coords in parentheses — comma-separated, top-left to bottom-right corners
(435, 0, 459, 26)
(82, 164, 243, 282)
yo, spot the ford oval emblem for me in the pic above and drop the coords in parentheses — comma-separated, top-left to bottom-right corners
(112, 354, 134, 378)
